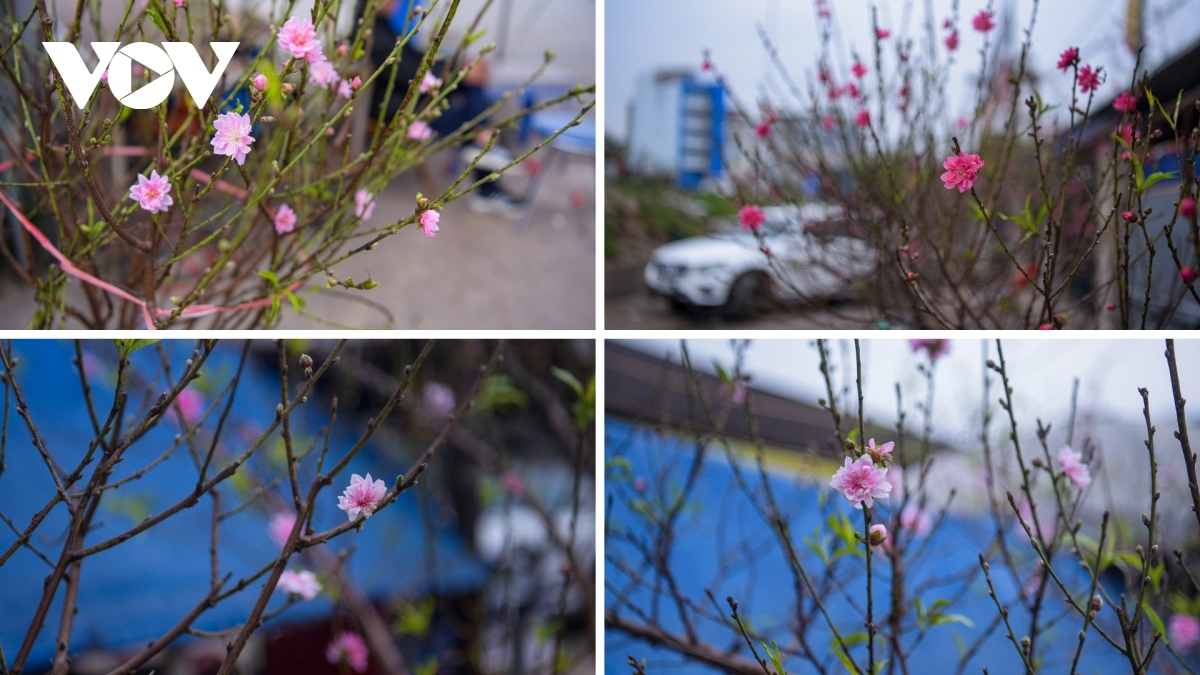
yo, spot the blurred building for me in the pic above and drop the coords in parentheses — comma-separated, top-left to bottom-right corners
(626, 69, 725, 188)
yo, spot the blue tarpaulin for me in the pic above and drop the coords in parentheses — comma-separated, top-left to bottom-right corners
(0, 341, 486, 669)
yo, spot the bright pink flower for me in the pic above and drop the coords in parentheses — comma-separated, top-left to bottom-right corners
(274, 203, 297, 235)
(868, 523, 888, 547)
(944, 31, 959, 51)
(337, 79, 353, 99)
(407, 120, 432, 141)
(1113, 92, 1136, 112)
(336, 44, 348, 56)
(325, 632, 369, 673)
(1057, 47, 1079, 71)
(846, 82, 860, 99)
(211, 111, 254, 165)
(755, 121, 771, 138)
(277, 569, 322, 600)
(1122, 210, 1136, 223)
(876, 28, 890, 39)
(830, 455, 892, 509)
(252, 74, 267, 91)
(864, 438, 894, 463)
(171, 388, 205, 427)
(909, 339, 949, 362)
(172, 0, 184, 7)
(419, 209, 440, 237)
(129, 169, 173, 214)
(308, 59, 338, 87)
(1057, 445, 1091, 489)
(1183, 267, 1197, 284)
(277, 15, 324, 63)
(821, 116, 834, 130)
(900, 505, 933, 537)
(1106, 303, 1116, 311)
(100, 70, 108, 83)
(420, 71, 442, 93)
(350, 76, 362, 89)
(1038, 323, 1052, 330)
(354, 189, 376, 220)
(738, 205, 766, 232)
(1078, 64, 1101, 93)
(940, 151, 985, 193)
(855, 109, 870, 128)
(1181, 197, 1196, 218)
(337, 473, 387, 520)
(851, 60, 868, 79)
(1170, 614, 1200, 651)
(269, 512, 295, 547)
(972, 10, 995, 32)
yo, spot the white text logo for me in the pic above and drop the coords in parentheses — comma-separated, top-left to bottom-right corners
(43, 42, 238, 110)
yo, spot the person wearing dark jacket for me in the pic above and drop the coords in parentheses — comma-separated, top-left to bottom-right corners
(364, 0, 521, 216)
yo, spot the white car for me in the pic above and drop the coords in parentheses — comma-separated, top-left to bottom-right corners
(643, 204, 874, 316)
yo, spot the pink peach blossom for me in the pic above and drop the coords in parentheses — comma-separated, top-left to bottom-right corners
(944, 31, 959, 51)
(337, 79, 353, 99)
(423, 382, 456, 417)
(277, 15, 324, 63)
(864, 438, 894, 463)
(1057, 445, 1091, 489)
(1078, 64, 1101, 93)
(851, 60, 867, 79)
(100, 70, 108, 83)
(821, 116, 834, 130)
(354, 189, 376, 220)
(855, 109, 870, 128)
(129, 169, 173, 214)
(755, 121, 771, 138)
(407, 120, 432, 141)
(900, 505, 932, 537)
(252, 74, 267, 91)
(171, 388, 205, 427)
(308, 59, 338, 87)
(972, 10, 995, 32)
(940, 152, 985, 193)
(875, 28, 890, 39)
(868, 523, 888, 547)
(1113, 92, 1136, 112)
(1181, 197, 1197, 218)
(274, 203, 297, 235)
(830, 455, 892, 509)
(337, 473, 387, 520)
(909, 338, 950, 361)
(325, 631, 369, 673)
(1170, 614, 1200, 651)
(210, 111, 254, 165)
(418, 209, 440, 237)
(420, 71, 443, 93)
(172, 0, 184, 7)
(1057, 47, 1079, 71)
(1182, 267, 1197, 284)
(269, 512, 295, 547)
(738, 205, 765, 232)
(277, 569, 322, 600)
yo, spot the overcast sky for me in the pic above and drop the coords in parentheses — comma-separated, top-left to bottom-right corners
(604, 0, 1200, 139)
(614, 338, 1200, 450)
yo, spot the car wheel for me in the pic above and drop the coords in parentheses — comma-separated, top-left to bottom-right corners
(724, 272, 773, 318)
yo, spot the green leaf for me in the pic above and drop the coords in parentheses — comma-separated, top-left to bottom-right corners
(1139, 171, 1176, 194)
(1144, 604, 1167, 641)
(392, 598, 436, 637)
(113, 338, 162, 360)
(551, 366, 584, 396)
(258, 269, 280, 286)
(761, 640, 787, 675)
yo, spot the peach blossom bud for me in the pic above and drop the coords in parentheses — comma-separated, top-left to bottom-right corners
(281, 83, 294, 95)
(337, 44, 348, 56)
(253, 74, 267, 91)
